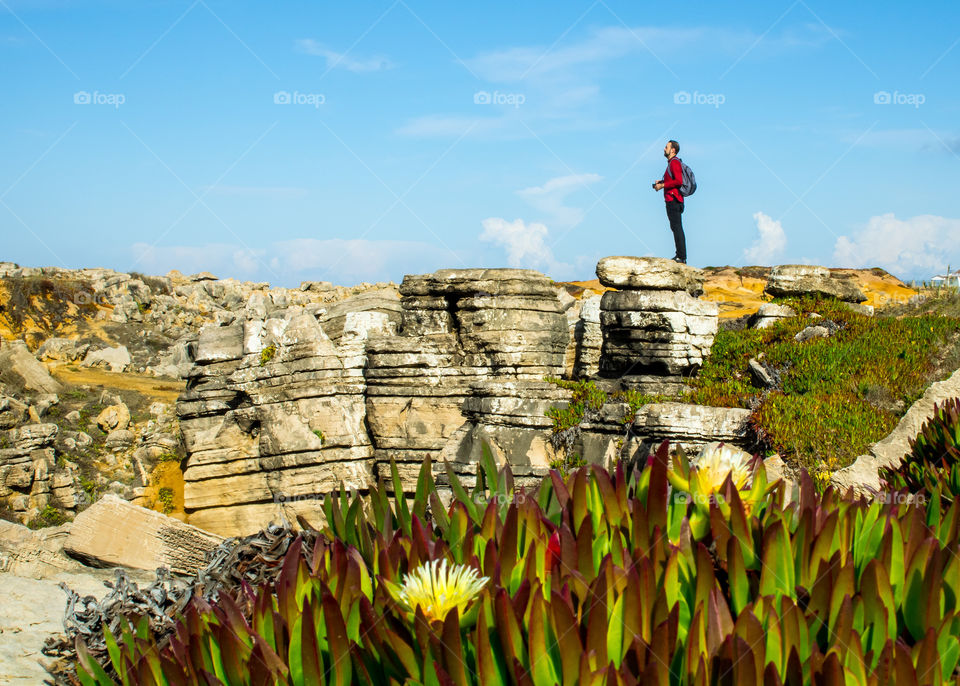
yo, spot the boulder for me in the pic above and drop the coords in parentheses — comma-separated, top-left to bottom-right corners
(748, 303, 796, 329)
(36, 337, 90, 362)
(764, 265, 866, 303)
(96, 403, 131, 432)
(0, 340, 63, 394)
(80, 345, 131, 373)
(596, 256, 704, 295)
(794, 325, 831, 343)
(64, 494, 223, 575)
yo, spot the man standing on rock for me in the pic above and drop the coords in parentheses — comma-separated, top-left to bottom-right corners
(653, 140, 686, 264)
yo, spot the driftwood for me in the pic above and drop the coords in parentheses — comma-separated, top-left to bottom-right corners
(42, 520, 318, 684)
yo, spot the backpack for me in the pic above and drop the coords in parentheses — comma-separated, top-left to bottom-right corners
(667, 157, 697, 197)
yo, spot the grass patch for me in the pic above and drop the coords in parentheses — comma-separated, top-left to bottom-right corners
(157, 487, 175, 515)
(686, 295, 960, 471)
(27, 504, 68, 529)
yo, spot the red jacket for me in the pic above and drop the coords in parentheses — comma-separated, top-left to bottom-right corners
(662, 157, 683, 203)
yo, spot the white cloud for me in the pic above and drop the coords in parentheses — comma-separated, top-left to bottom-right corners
(517, 173, 602, 228)
(479, 217, 570, 275)
(465, 24, 827, 83)
(833, 213, 960, 278)
(743, 212, 787, 264)
(296, 39, 392, 72)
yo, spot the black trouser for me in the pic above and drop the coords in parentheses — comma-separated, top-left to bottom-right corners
(665, 200, 686, 261)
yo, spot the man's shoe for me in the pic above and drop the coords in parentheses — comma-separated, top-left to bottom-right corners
(672, 257, 686, 264)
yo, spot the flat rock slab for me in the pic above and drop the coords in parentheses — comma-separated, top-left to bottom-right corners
(633, 403, 752, 444)
(596, 256, 704, 295)
(64, 495, 223, 575)
(0, 340, 63, 394)
(764, 265, 866, 303)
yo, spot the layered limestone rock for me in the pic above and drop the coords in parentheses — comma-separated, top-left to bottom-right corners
(764, 265, 867, 303)
(597, 257, 718, 393)
(177, 308, 381, 536)
(366, 269, 569, 488)
(0, 423, 82, 522)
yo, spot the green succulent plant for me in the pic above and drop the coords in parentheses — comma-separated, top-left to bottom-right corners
(70, 443, 960, 686)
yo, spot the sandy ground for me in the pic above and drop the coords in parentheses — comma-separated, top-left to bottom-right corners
(48, 365, 185, 404)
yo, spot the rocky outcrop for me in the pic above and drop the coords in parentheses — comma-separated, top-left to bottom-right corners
(177, 310, 376, 535)
(366, 269, 570, 489)
(172, 260, 747, 535)
(764, 265, 866, 303)
(64, 494, 222, 575)
(0, 340, 63, 394)
(597, 256, 704, 296)
(597, 257, 718, 393)
(0, 423, 82, 522)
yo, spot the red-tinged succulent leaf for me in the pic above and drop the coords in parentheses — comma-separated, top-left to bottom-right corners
(549, 590, 582, 684)
(903, 539, 935, 642)
(527, 594, 561, 685)
(914, 627, 941, 686)
(494, 588, 526, 669)
(645, 441, 670, 535)
(476, 607, 508, 686)
(706, 588, 734, 660)
(438, 610, 467, 686)
(818, 651, 844, 686)
(759, 521, 795, 600)
(727, 537, 751, 616)
(693, 543, 717, 615)
(584, 589, 609, 670)
(893, 639, 919, 686)
(321, 592, 353, 686)
(591, 464, 622, 525)
(783, 648, 803, 686)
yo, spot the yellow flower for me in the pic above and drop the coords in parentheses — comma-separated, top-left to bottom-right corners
(389, 559, 488, 623)
(691, 443, 753, 494)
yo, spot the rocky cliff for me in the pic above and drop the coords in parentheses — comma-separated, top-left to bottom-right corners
(176, 258, 752, 535)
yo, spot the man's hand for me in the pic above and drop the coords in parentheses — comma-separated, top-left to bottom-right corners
(653, 181, 664, 191)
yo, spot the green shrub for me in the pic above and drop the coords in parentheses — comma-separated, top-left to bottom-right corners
(156, 452, 180, 462)
(67, 444, 960, 685)
(259, 343, 277, 366)
(157, 487, 175, 515)
(312, 429, 325, 443)
(27, 505, 68, 529)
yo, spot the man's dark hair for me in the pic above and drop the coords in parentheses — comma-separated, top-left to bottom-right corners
(668, 140, 680, 154)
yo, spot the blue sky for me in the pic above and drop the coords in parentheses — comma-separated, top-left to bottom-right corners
(2, 1, 959, 287)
